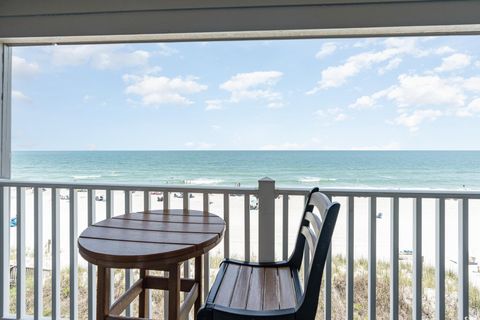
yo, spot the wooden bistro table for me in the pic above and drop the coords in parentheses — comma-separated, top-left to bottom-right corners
(78, 209, 225, 320)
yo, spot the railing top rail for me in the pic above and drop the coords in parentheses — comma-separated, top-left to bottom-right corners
(1, 179, 480, 199)
(277, 186, 480, 199)
(0, 179, 257, 194)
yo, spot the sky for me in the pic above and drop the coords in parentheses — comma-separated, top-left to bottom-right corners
(11, 36, 480, 151)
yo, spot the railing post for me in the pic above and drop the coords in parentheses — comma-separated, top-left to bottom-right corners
(258, 177, 275, 263)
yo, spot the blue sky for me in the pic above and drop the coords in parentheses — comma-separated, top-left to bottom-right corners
(11, 36, 480, 150)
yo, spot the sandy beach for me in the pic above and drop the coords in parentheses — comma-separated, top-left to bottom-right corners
(8, 188, 480, 288)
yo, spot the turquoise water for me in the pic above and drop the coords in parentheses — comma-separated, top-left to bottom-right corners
(11, 151, 480, 189)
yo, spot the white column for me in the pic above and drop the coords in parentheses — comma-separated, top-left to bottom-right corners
(258, 177, 275, 263)
(0, 44, 12, 179)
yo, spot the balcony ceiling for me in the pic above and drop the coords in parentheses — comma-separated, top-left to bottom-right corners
(1, 0, 480, 44)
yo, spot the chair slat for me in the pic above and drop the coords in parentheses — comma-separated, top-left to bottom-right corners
(263, 268, 280, 310)
(305, 211, 322, 235)
(308, 192, 331, 218)
(301, 226, 317, 257)
(246, 267, 265, 311)
(278, 267, 296, 309)
(214, 264, 240, 307)
(230, 266, 252, 309)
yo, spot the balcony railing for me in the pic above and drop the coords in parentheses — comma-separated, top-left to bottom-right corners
(0, 178, 479, 319)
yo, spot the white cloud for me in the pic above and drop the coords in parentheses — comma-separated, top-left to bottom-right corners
(381, 74, 466, 108)
(434, 46, 456, 55)
(12, 56, 39, 77)
(315, 43, 337, 59)
(49, 45, 151, 69)
(309, 38, 427, 92)
(348, 73, 480, 130)
(205, 99, 223, 111)
(184, 142, 215, 149)
(220, 71, 283, 107)
(315, 107, 348, 121)
(456, 98, 480, 117)
(261, 142, 305, 150)
(124, 74, 207, 106)
(349, 95, 377, 109)
(12, 90, 31, 103)
(394, 109, 443, 131)
(351, 142, 401, 150)
(378, 58, 402, 75)
(434, 53, 471, 72)
(157, 44, 178, 56)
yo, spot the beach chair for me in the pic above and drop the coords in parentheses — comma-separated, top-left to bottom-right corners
(198, 188, 340, 320)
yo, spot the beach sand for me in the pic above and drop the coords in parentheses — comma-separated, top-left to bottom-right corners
(9, 188, 480, 288)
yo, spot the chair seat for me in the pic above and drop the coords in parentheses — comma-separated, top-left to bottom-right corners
(207, 260, 299, 312)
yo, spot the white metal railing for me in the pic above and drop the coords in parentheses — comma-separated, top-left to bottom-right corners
(0, 178, 479, 319)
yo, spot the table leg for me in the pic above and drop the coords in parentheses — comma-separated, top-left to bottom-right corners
(194, 256, 202, 319)
(97, 267, 111, 320)
(139, 269, 149, 318)
(168, 263, 180, 320)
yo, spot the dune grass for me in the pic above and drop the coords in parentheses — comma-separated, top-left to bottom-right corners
(8, 255, 480, 319)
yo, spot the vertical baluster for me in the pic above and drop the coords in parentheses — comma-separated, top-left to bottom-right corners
(106, 189, 114, 219)
(143, 190, 152, 319)
(163, 191, 169, 319)
(413, 197, 422, 319)
(0, 187, 9, 318)
(436, 198, 445, 320)
(183, 192, 190, 279)
(203, 193, 210, 300)
(368, 197, 376, 320)
(52, 188, 61, 319)
(390, 197, 399, 320)
(183, 192, 189, 212)
(458, 198, 469, 320)
(87, 189, 96, 320)
(16, 187, 26, 319)
(346, 196, 354, 320)
(245, 194, 251, 262)
(144, 191, 151, 212)
(105, 189, 115, 304)
(282, 193, 288, 261)
(34, 187, 44, 319)
(224, 193, 230, 259)
(125, 190, 132, 213)
(70, 189, 78, 320)
(163, 191, 169, 211)
(124, 190, 132, 317)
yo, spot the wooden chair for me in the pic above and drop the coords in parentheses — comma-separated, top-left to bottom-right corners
(198, 188, 340, 320)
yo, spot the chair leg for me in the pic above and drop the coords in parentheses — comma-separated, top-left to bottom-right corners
(139, 269, 149, 318)
(194, 256, 202, 319)
(97, 267, 111, 320)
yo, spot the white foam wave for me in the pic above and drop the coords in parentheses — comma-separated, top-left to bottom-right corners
(184, 178, 223, 185)
(299, 177, 337, 183)
(72, 175, 102, 180)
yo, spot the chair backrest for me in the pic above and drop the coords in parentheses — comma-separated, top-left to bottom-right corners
(289, 187, 340, 318)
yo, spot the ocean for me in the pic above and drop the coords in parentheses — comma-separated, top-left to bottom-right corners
(11, 151, 480, 190)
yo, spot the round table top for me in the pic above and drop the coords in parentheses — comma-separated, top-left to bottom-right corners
(78, 209, 225, 269)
